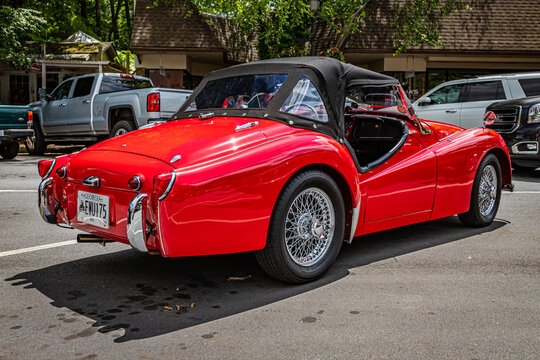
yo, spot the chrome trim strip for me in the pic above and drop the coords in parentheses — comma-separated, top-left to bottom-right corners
(511, 141, 539, 155)
(43, 158, 56, 178)
(157, 201, 167, 257)
(157, 171, 176, 201)
(127, 193, 149, 252)
(38, 177, 57, 224)
(347, 199, 361, 244)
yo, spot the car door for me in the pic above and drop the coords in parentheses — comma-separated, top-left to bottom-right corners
(64, 75, 96, 134)
(41, 79, 74, 135)
(459, 80, 507, 129)
(415, 83, 466, 126)
(359, 124, 438, 235)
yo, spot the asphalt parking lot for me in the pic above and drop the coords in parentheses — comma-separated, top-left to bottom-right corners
(1, 149, 539, 360)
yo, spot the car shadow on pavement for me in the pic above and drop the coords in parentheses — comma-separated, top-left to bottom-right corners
(5, 216, 506, 343)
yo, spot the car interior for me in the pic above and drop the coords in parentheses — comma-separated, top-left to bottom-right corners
(344, 87, 409, 171)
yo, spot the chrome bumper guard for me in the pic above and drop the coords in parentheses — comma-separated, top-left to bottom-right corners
(127, 193, 149, 252)
(38, 177, 57, 224)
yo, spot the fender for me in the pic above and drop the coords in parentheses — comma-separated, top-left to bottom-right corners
(158, 132, 360, 257)
(101, 94, 141, 133)
(429, 128, 511, 220)
(29, 106, 45, 135)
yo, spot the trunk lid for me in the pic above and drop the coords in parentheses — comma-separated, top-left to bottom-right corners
(86, 117, 294, 168)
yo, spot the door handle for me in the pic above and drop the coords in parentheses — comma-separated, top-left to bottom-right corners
(445, 109, 457, 113)
(82, 100, 90, 104)
(58, 103, 66, 107)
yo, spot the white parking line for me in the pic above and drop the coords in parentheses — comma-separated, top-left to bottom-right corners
(0, 240, 77, 258)
(0, 190, 36, 193)
(504, 191, 540, 194)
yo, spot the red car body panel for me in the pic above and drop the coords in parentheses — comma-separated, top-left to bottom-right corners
(38, 59, 512, 261)
(42, 115, 512, 258)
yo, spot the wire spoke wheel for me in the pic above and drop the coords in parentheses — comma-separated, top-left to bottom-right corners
(479, 164, 497, 216)
(284, 187, 335, 266)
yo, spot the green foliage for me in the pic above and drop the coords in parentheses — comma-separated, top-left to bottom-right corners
(114, 49, 135, 73)
(392, 0, 471, 54)
(319, 48, 345, 62)
(190, 0, 469, 60)
(0, 5, 45, 69)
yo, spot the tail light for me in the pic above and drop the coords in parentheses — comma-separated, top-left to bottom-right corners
(153, 172, 176, 200)
(55, 166, 67, 179)
(128, 175, 142, 191)
(147, 93, 160, 112)
(27, 110, 33, 129)
(38, 158, 56, 178)
(484, 111, 497, 126)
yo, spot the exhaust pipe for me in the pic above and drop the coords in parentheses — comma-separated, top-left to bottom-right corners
(77, 234, 114, 246)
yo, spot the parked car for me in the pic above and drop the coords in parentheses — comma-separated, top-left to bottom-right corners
(37, 57, 512, 283)
(0, 105, 34, 159)
(414, 72, 540, 129)
(484, 95, 540, 169)
(27, 73, 192, 155)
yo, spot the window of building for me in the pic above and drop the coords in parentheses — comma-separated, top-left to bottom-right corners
(72, 76, 95, 97)
(9, 75, 29, 105)
(461, 81, 506, 102)
(36, 73, 59, 98)
(280, 77, 328, 123)
(146, 69, 195, 89)
(519, 78, 540, 97)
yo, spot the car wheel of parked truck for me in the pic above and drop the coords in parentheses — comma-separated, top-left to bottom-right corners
(0, 142, 19, 159)
(25, 120, 47, 155)
(110, 120, 136, 137)
(256, 170, 345, 284)
(459, 154, 502, 227)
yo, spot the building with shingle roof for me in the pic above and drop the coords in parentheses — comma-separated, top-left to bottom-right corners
(131, 0, 540, 97)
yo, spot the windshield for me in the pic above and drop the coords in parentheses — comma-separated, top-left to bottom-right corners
(345, 85, 409, 115)
(185, 74, 287, 111)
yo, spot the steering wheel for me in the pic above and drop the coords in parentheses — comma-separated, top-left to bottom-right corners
(283, 104, 320, 121)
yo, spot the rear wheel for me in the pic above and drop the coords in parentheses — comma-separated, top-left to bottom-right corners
(110, 120, 136, 137)
(25, 120, 47, 155)
(255, 170, 345, 283)
(458, 154, 502, 227)
(0, 142, 19, 159)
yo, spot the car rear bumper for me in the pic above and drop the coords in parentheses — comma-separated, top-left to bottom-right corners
(0, 129, 33, 143)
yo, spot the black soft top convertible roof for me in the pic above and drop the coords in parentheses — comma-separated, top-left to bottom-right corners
(175, 57, 400, 142)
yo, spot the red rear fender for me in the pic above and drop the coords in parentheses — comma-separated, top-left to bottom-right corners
(158, 133, 360, 257)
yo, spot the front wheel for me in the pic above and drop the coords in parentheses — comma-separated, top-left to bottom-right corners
(458, 154, 502, 227)
(255, 170, 345, 283)
(25, 121, 47, 155)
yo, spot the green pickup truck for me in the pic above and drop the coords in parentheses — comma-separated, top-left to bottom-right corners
(0, 105, 34, 159)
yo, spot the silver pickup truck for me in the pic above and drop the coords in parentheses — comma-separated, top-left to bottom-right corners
(27, 73, 192, 155)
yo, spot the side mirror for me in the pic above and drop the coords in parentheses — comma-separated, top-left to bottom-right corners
(39, 88, 47, 101)
(417, 97, 432, 106)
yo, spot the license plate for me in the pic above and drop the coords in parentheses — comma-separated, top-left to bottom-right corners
(77, 191, 110, 229)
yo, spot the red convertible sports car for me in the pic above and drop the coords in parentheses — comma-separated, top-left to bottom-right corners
(38, 57, 513, 283)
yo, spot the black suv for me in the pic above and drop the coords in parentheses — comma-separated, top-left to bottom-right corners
(485, 96, 540, 169)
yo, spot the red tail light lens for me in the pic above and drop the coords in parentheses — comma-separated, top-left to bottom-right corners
(38, 158, 55, 178)
(484, 111, 497, 126)
(128, 175, 142, 191)
(27, 110, 33, 129)
(147, 93, 160, 112)
(153, 172, 176, 200)
(55, 165, 67, 179)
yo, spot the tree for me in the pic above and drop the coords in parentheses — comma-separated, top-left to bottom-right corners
(185, 0, 470, 59)
(0, 5, 45, 69)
